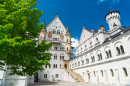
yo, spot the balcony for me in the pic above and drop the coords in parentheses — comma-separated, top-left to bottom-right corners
(52, 38, 61, 45)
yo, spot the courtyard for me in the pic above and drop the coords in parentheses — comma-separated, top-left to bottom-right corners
(28, 81, 111, 86)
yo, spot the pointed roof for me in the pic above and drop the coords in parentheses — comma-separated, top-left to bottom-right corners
(46, 13, 67, 32)
(109, 7, 113, 13)
(43, 19, 46, 29)
(105, 8, 120, 19)
(66, 24, 70, 33)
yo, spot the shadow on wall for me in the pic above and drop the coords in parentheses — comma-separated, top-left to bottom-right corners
(33, 81, 59, 85)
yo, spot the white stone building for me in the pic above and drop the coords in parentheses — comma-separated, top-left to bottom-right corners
(69, 9, 130, 86)
(37, 14, 75, 82)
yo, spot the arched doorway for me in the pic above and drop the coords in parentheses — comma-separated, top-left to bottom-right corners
(34, 72, 38, 82)
(64, 64, 67, 69)
(88, 73, 90, 82)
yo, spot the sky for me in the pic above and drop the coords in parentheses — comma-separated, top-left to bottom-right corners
(36, 0, 130, 50)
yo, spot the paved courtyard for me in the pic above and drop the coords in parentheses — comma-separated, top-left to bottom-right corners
(28, 81, 112, 86)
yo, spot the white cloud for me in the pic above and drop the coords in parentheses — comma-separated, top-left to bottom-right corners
(71, 38, 79, 49)
(98, 0, 120, 4)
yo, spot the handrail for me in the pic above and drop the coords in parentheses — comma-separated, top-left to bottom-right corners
(62, 67, 78, 81)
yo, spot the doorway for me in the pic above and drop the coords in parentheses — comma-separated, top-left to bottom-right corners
(34, 72, 38, 82)
(65, 64, 67, 69)
(88, 73, 90, 82)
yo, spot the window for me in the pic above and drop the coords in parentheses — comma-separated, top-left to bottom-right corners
(82, 60, 84, 65)
(85, 45, 87, 50)
(78, 62, 80, 66)
(57, 30, 60, 34)
(116, 47, 120, 55)
(98, 53, 102, 60)
(120, 45, 125, 54)
(55, 74, 59, 78)
(53, 64, 55, 68)
(53, 29, 56, 34)
(90, 42, 92, 46)
(86, 58, 89, 64)
(60, 47, 64, 50)
(54, 47, 57, 50)
(54, 54, 57, 60)
(101, 70, 103, 77)
(44, 74, 47, 78)
(96, 38, 98, 42)
(75, 63, 77, 67)
(67, 39, 68, 42)
(123, 68, 128, 77)
(110, 69, 114, 77)
(56, 64, 57, 68)
(109, 50, 112, 57)
(67, 47, 68, 51)
(93, 71, 96, 77)
(106, 51, 109, 58)
(45, 65, 47, 68)
(49, 65, 51, 68)
(60, 64, 61, 69)
(91, 56, 95, 62)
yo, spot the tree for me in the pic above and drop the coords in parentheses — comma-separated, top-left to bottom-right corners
(0, 0, 52, 76)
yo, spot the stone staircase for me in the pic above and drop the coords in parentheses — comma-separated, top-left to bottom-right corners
(63, 67, 84, 82)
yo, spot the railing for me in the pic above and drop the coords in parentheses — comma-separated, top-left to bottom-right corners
(62, 67, 78, 82)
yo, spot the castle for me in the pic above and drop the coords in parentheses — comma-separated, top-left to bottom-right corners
(0, 9, 130, 86)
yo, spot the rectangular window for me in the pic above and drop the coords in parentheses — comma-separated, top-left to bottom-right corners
(55, 74, 59, 78)
(44, 74, 47, 78)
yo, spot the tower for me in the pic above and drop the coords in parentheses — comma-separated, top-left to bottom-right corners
(105, 8, 122, 30)
(39, 19, 47, 43)
(65, 24, 71, 56)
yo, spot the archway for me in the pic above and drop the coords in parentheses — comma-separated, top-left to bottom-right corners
(65, 64, 67, 69)
(88, 73, 90, 82)
(34, 72, 38, 82)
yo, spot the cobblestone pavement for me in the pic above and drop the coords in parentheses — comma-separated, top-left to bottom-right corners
(28, 81, 112, 86)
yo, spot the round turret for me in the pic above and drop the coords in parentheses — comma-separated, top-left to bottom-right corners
(105, 9, 121, 30)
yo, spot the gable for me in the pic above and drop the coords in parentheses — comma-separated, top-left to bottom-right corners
(46, 16, 67, 34)
(79, 28, 93, 44)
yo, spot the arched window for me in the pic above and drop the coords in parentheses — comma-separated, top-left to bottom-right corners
(56, 64, 57, 68)
(53, 29, 56, 34)
(60, 64, 61, 69)
(93, 71, 96, 77)
(57, 30, 60, 34)
(96, 38, 98, 42)
(101, 70, 103, 77)
(100, 53, 102, 60)
(86, 58, 89, 64)
(110, 69, 114, 77)
(91, 56, 95, 62)
(120, 45, 125, 54)
(54, 54, 57, 60)
(123, 68, 128, 77)
(67, 47, 68, 51)
(106, 51, 109, 58)
(53, 64, 55, 68)
(109, 50, 112, 57)
(116, 47, 120, 55)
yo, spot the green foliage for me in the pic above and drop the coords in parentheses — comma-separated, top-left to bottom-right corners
(0, 0, 52, 76)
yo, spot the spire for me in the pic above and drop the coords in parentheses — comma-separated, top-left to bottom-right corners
(56, 13, 58, 17)
(109, 7, 113, 12)
(43, 19, 46, 29)
(67, 24, 70, 33)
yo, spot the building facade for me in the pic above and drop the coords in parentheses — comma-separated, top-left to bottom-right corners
(38, 14, 74, 82)
(69, 9, 130, 86)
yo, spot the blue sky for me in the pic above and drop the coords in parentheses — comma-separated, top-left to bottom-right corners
(36, 0, 130, 40)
